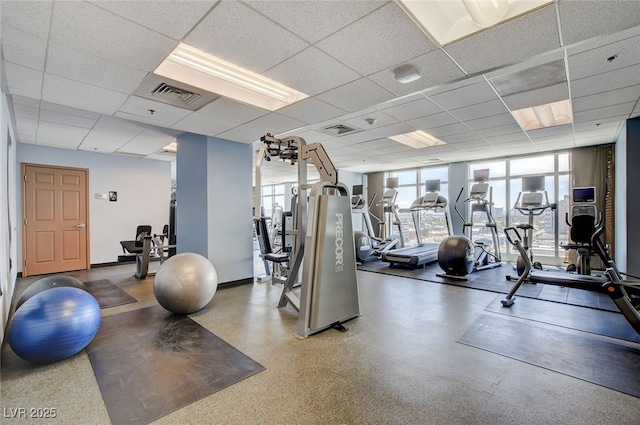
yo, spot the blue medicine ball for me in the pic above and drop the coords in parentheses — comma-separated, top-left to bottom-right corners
(8, 287, 101, 364)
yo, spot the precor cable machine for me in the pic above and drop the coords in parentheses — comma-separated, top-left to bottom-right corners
(254, 134, 360, 339)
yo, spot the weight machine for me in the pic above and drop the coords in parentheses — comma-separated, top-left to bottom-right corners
(254, 134, 360, 338)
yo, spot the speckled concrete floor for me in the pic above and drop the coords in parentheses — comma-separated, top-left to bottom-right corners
(2, 258, 639, 425)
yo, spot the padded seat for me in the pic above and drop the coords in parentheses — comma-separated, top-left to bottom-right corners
(120, 225, 152, 254)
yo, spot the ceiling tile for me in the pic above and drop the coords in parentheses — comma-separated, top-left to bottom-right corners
(46, 42, 148, 94)
(428, 80, 498, 110)
(441, 132, 484, 144)
(170, 112, 238, 136)
(268, 98, 345, 125)
(37, 121, 90, 138)
(444, 5, 560, 75)
(367, 50, 466, 97)
(526, 124, 573, 140)
(475, 123, 523, 138)
(568, 34, 640, 81)
(381, 97, 443, 121)
(573, 103, 636, 123)
(15, 117, 38, 138)
(369, 122, 416, 138)
(0, 0, 52, 38)
(197, 98, 268, 123)
(89, 0, 216, 40)
(217, 123, 271, 144)
(50, 1, 175, 72)
(449, 99, 508, 122)
(39, 109, 98, 130)
(40, 101, 102, 120)
(117, 96, 193, 126)
(406, 112, 459, 130)
(185, 1, 308, 73)
(13, 104, 40, 120)
(92, 115, 148, 137)
(342, 111, 399, 132)
(1, 25, 47, 70)
(487, 133, 531, 145)
(247, 113, 306, 136)
(501, 82, 570, 111)
(265, 47, 360, 96)
(463, 113, 518, 132)
(246, 0, 385, 44)
(572, 85, 640, 113)
(316, 78, 396, 113)
(78, 137, 125, 153)
(37, 135, 85, 149)
(4, 63, 43, 99)
(427, 123, 472, 139)
(559, 0, 640, 45)
(571, 64, 640, 98)
(11, 95, 41, 108)
(315, 2, 437, 75)
(117, 133, 177, 156)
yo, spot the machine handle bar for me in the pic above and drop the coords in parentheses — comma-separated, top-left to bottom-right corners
(503, 227, 522, 245)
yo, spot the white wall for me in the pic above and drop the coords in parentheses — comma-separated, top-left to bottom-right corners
(17, 144, 172, 266)
(1, 92, 19, 344)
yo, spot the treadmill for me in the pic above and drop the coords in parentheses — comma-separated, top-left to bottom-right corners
(382, 180, 453, 268)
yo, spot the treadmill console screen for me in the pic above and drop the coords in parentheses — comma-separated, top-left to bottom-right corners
(425, 179, 440, 192)
(522, 175, 545, 192)
(573, 187, 595, 203)
(473, 168, 490, 181)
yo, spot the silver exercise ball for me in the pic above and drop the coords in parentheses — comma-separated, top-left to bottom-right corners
(153, 252, 218, 314)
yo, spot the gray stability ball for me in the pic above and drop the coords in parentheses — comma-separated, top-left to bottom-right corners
(153, 253, 218, 314)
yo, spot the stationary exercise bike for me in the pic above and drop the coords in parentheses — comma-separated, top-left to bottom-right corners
(508, 176, 556, 280)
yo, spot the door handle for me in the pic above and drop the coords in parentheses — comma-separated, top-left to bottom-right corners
(75, 223, 86, 229)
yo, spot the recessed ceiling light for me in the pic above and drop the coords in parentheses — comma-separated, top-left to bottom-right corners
(162, 142, 177, 153)
(389, 130, 446, 149)
(396, 0, 553, 45)
(154, 43, 308, 111)
(511, 99, 573, 131)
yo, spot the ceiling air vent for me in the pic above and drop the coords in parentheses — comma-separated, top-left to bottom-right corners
(132, 73, 219, 111)
(324, 124, 357, 135)
(151, 83, 201, 106)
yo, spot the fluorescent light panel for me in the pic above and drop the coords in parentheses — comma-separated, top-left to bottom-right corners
(154, 43, 308, 111)
(163, 142, 177, 152)
(390, 130, 446, 149)
(512, 99, 573, 131)
(396, 0, 553, 45)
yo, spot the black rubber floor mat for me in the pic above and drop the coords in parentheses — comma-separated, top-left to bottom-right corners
(86, 305, 265, 425)
(457, 314, 640, 398)
(84, 279, 137, 309)
(485, 296, 640, 343)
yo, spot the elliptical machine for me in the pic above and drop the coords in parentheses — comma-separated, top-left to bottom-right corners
(437, 169, 501, 279)
(352, 184, 403, 262)
(506, 175, 557, 280)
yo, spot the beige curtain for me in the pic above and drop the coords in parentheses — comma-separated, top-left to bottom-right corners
(570, 144, 615, 269)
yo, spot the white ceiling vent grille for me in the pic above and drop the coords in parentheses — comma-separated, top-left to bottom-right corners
(151, 83, 201, 106)
(490, 59, 566, 97)
(133, 74, 219, 111)
(324, 124, 358, 135)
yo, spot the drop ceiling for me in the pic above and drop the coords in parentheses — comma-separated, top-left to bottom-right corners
(2, 0, 639, 184)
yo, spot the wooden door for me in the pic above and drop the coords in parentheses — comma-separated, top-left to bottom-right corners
(22, 164, 89, 277)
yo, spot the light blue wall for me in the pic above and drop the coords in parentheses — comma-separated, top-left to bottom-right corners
(176, 133, 253, 283)
(207, 136, 253, 282)
(448, 162, 467, 235)
(176, 133, 209, 256)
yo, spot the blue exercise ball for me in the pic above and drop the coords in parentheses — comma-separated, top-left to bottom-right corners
(153, 252, 218, 314)
(8, 287, 101, 364)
